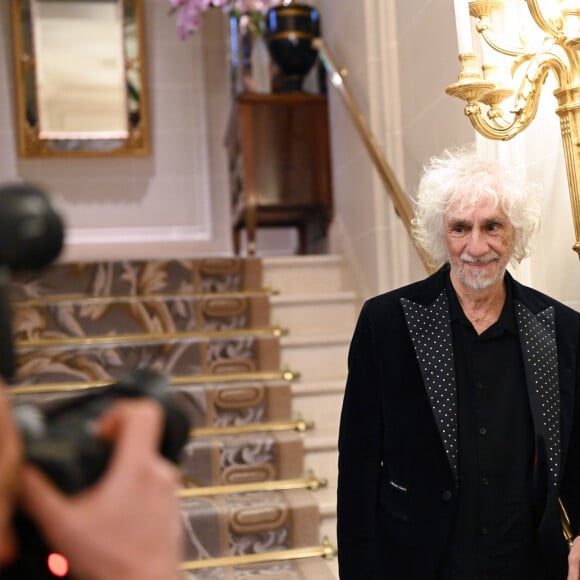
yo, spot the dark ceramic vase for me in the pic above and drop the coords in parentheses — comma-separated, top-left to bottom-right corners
(265, 3, 321, 92)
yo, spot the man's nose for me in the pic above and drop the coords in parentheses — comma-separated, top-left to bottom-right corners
(466, 229, 489, 255)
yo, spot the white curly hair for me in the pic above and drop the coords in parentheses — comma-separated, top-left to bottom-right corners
(411, 147, 542, 268)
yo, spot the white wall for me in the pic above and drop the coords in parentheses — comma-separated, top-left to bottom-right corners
(319, 0, 474, 297)
(317, 0, 384, 298)
(0, 0, 232, 262)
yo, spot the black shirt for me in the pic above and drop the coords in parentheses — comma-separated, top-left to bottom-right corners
(439, 275, 539, 579)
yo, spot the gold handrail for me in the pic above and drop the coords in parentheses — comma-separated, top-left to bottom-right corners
(15, 326, 287, 349)
(179, 471, 326, 498)
(179, 537, 337, 571)
(8, 368, 300, 395)
(191, 417, 314, 438)
(313, 38, 434, 274)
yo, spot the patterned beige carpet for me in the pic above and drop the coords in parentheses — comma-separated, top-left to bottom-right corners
(10, 257, 335, 577)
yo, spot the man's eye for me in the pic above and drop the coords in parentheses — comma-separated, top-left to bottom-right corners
(453, 226, 464, 233)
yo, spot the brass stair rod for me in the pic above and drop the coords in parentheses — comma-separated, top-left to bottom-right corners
(312, 38, 434, 274)
(179, 471, 327, 498)
(16, 325, 286, 349)
(191, 417, 314, 437)
(179, 537, 337, 571)
(8, 369, 300, 396)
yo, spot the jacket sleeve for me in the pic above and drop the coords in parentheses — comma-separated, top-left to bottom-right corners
(337, 300, 385, 579)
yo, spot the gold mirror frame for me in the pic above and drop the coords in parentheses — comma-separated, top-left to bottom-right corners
(11, 0, 150, 158)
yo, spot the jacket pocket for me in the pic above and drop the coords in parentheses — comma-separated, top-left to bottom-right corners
(379, 479, 409, 522)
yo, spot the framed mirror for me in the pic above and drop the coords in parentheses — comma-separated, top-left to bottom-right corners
(11, 0, 150, 158)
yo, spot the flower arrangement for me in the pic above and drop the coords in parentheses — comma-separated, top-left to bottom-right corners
(168, 0, 282, 40)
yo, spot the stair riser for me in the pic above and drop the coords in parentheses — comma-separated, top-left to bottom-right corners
(264, 258, 345, 295)
(181, 431, 304, 487)
(304, 448, 338, 489)
(180, 489, 321, 560)
(293, 391, 343, 434)
(320, 517, 338, 576)
(281, 341, 349, 382)
(271, 299, 357, 336)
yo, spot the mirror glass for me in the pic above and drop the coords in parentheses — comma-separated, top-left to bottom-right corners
(11, 0, 149, 157)
(32, 0, 128, 139)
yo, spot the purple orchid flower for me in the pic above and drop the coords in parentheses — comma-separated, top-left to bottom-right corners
(169, 0, 283, 39)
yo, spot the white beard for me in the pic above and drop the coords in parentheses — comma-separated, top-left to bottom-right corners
(454, 254, 506, 291)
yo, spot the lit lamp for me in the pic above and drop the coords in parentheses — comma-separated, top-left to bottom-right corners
(446, 0, 580, 258)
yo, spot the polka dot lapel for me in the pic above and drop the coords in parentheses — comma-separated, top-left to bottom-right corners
(400, 290, 458, 484)
(515, 301, 561, 489)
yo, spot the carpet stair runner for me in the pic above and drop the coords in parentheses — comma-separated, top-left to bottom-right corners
(9, 257, 337, 579)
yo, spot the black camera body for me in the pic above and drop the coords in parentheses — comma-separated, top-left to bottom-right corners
(3, 369, 190, 579)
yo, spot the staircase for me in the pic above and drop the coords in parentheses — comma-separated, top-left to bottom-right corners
(265, 255, 357, 579)
(8, 254, 357, 579)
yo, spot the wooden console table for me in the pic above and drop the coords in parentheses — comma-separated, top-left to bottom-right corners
(226, 93, 333, 255)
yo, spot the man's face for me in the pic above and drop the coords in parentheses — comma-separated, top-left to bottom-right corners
(444, 198, 515, 292)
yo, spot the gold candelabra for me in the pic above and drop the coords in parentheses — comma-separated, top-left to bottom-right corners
(446, 0, 580, 258)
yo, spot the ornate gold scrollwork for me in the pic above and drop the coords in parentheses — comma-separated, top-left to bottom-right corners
(447, 0, 580, 258)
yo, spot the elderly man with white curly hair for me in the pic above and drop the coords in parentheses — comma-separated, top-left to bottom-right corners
(337, 146, 580, 580)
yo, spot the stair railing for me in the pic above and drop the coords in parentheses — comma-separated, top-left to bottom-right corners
(313, 39, 435, 275)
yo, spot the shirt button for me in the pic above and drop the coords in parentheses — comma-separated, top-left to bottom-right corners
(481, 477, 489, 486)
(481, 527, 489, 535)
(476, 382, 484, 390)
(441, 490, 453, 502)
(479, 427, 487, 435)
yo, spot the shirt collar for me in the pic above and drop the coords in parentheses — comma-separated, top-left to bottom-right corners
(445, 269, 517, 336)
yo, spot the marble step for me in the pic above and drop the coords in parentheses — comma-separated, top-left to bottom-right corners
(303, 430, 339, 507)
(291, 379, 344, 434)
(270, 291, 358, 337)
(263, 255, 346, 295)
(280, 334, 350, 382)
(303, 429, 338, 473)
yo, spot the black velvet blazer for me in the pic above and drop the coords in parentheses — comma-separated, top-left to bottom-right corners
(337, 267, 580, 579)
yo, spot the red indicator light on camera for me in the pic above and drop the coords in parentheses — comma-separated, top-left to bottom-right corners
(47, 552, 69, 577)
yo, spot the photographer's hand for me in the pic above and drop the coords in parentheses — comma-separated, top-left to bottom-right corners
(0, 389, 22, 567)
(19, 399, 184, 580)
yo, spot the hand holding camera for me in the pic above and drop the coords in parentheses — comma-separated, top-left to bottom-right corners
(4, 369, 189, 579)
